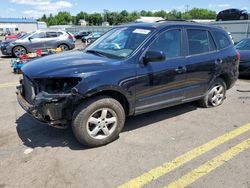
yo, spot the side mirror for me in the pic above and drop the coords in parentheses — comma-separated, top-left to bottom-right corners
(143, 51, 165, 63)
(28, 37, 33, 41)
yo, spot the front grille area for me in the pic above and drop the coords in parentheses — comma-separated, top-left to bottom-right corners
(22, 75, 36, 104)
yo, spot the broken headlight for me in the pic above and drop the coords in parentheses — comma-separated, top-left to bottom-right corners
(34, 77, 82, 94)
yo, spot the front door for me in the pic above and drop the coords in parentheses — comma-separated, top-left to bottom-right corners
(28, 32, 46, 52)
(135, 28, 188, 114)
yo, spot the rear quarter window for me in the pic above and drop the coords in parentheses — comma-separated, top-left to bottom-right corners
(212, 31, 232, 49)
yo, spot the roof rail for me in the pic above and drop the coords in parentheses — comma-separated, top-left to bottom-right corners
(156, 19, 196, 23)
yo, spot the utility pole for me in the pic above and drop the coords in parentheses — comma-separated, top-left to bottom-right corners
(103, 9, 108, 22)
(185, 5, 190, 12)
(247, 14, 250, 38)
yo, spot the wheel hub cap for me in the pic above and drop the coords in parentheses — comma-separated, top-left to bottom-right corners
(209, 85, 224, 106)
(87, 108, 117, 140)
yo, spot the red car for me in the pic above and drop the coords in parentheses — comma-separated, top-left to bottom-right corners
(5, 32, 26, 40)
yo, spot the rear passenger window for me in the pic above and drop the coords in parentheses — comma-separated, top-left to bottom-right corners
(148, 29, 181, 58)
(46, 32, 58, 38)
(213, 31, 231, 49)
(187, 29, 210, 55)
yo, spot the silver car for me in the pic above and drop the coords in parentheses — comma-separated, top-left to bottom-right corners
(1, 30, 75, 57)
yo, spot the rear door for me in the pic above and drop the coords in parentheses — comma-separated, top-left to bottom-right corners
(45, 31, 60, 49)
(184, 28, 219, 99)
(230, 9, 240, 20)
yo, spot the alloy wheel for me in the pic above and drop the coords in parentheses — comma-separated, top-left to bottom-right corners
(208, 84, 225, 106)
(13, 46, 26, 57)
(86, 108, 117, 140)
(59, 44, 69, 51)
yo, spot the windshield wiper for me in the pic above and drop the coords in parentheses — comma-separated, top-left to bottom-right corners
(86, 50, 108, 57)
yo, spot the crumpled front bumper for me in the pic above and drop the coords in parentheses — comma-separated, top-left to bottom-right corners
(0, 45, 12, 55)
(16, 85, 74, 128)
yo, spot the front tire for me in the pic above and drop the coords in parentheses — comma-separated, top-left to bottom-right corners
(12, 46, 27, 57)
(72, 96, 125, 147)
(198, 78, 226, 108)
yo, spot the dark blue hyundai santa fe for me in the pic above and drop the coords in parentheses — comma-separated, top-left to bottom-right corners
(17, 21, 239, 147)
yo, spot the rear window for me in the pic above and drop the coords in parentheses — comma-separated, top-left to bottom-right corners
(213, 31, 231, 49)
(46, 32, 58, 38)
(187, 29, 210, 55)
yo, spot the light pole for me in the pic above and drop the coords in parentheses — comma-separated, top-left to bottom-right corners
(103, 9, 108, 23)
(246, 14, 250, 38)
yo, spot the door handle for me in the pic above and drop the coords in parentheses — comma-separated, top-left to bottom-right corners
(175, 66, 187, 74)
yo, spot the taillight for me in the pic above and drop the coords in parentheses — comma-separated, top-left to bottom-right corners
(236, 51, 240, 62)
(68, 34, 73, 39)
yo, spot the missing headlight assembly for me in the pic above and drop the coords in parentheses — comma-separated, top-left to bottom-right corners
(17, 76, 83, 128)
(34, 77, 82, 94)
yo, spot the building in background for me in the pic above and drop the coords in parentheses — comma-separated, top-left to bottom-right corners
(37, 21, 47, 29)
(0, 18, 38, 35)
(102, 21, 110, 26)
(79, 19, 88, 26)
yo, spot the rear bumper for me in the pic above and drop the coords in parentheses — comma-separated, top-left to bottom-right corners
(16, 86, 73, 128)
(239, 62, 250, 76)
(68, 42, 75, 50)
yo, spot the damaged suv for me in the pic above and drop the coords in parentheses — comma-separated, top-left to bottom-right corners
(17, 21, 239, 147)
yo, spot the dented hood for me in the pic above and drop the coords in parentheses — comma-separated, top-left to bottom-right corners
(22, 50, 118, 79)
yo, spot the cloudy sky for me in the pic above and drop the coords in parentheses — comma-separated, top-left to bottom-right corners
(0, 0, 249, 18)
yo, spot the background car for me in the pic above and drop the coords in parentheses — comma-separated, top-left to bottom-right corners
(5, 32, 26, 40)
(1, 30, 75, 57)
(74, 31, 92, 39)
(228, 32, 234, 44)
(235, 38, 250, 75)
(81, 32, 103, 44)
(216, 9, 249, 21)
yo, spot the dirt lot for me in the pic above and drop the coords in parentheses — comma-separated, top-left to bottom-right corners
(0, 41, 249, 188)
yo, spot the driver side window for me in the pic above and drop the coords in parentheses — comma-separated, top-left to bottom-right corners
(148, 29, 181, 58)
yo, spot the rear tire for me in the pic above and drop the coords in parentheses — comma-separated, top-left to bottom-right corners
(239, 15, 245, 20)
(72, 96, 125, 147)
(198, 78, 226, 108)
(58, 44, 69, 51)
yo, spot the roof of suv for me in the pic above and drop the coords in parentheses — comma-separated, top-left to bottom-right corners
(121, 20, 221, 30)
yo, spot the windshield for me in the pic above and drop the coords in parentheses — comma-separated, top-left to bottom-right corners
(235, 39, 250, 50)
(18, 32, 34, 39)
(86, 27, 153, 58)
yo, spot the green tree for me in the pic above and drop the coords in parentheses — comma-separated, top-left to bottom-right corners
(55, 11, 72, 25)
(88, 13, 102, 25)
(39, 8, 217, 26)
(75, 11, 88, 24)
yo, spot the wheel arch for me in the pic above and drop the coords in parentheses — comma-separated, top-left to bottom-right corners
(12, 45, 27, 56)
(77, 89, 133, 116)
(58, 43, 69, 49)
(218, 73, 231, 90)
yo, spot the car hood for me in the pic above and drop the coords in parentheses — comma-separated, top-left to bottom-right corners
(22, 50, 119, 79)
(238, 50, 250, 61)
